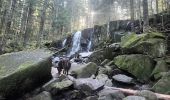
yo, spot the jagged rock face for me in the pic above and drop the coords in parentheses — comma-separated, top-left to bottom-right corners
(0, 50, 52, 99)
(121, 32, 166, 58)
(152, 72, 170, 94)
(114, 54, 155, 82)
(71, 62, 98, 78)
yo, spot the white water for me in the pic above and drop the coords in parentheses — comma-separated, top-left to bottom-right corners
(87, 41, 92, 52)
(69, 31, 82, 56)
(62, 39, 67, 47)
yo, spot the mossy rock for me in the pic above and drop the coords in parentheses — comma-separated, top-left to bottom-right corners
(151, 59, 169, 80)
(114, 54, 155, 81)
(0, 49, 52, 99)
(121, 32, 166, 58)
(71, 62, 98, 78)
(152, 72, 170, 94)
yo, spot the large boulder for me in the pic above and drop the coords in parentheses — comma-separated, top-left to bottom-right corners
(71, 62, 98, 78)
(121, 32, 166, 58)
(96, 74, 113, 87)
(151, 59, 169, 80)
(98, 87, 125, 100)
(74, 78, 104, 94)
(43, 79, 73, 95)
(0, 49, 52, 99)
(112, 74, 134, 84)
(123, 96, 146, 100)
(135, 90, 158, 100)
(88, 50, 105, 65)
(114, 54, 155, 81)
(152, 72, 170, 94)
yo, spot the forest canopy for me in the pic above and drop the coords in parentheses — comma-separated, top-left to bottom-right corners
(0, 0, 169, 54)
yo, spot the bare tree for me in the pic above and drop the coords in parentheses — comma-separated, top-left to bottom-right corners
(143, 0, 149, 32)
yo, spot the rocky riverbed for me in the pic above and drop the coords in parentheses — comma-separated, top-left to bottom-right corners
(1, 31, 170, 100)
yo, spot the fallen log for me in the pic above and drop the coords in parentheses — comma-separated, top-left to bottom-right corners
(110, 87, 170, 100)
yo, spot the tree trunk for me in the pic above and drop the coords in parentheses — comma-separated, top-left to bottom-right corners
(143, 0, 149, 32)
(130, 0, 135, 31)
(156, 0, 159, 13)
(23, 0, 34, 47)
(4, 0, 17, 38)
(19, 0, 27, 43)
(37, 0, 48, 47)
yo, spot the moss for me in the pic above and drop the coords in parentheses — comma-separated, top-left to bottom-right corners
(0, 57, 52, 99)
(0, 49, 52, 77)
(120, 32, 166, 58)
(52, 80, 73, 90)
(114, 54, 155, 81)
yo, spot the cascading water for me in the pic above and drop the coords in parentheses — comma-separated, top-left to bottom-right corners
(87, 41, 92, 52)
(68, 31, 82, 56)
(62, 39, 67, 47)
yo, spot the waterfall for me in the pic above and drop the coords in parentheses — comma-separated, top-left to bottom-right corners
(69, 31, 82, 56)
(62, 39, 67, 47)
(87, 41, 92, 52)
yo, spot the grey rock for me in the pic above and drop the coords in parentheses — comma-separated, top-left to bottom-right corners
(27, 91, 52, 100)
(84, 96, 98, 100)
(71, 62, 98, 78)
(123, 96, 146, 100)
(74, 78, 104, 93)
(96, 74, 113, 87)
(112, 74, 133, 84)
(135, 90, 158, 100)
(98, 87, 125, 100)
(101, 59, 111, 66)
(43, 79, 73, 95)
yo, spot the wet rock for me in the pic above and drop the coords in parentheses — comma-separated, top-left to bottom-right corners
(123, 96, 146, 100)
(135, 90, 158, 100)
(152, 72, 170, 94)
(71, 62, 98, 78)
(112, 74, 133, 84)
(96, 74, 113, 87)
(114, 54, 155, 81)
(74, 78, 104, 94)
(151, 59, 169, 80)
(98, 87, 125, 100)
(84, 96, 98, 100)
(121, 32, 166, 58)
(27, 91, 52, 100)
